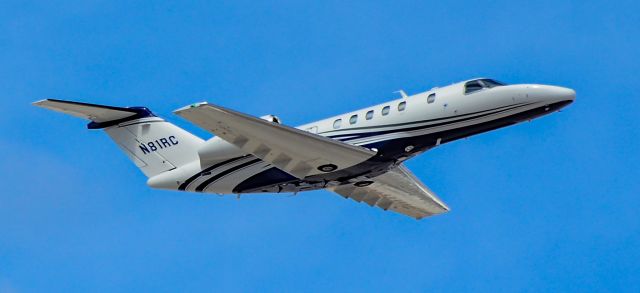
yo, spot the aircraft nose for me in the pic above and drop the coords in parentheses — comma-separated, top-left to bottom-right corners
(528, 85, 576, 104)
(551, 86, 576, 102)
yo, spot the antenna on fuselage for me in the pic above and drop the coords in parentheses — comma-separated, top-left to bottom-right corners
(394, 90, 409, 99)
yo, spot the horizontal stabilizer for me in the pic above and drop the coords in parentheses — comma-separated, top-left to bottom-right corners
(33, 99, 156, 129)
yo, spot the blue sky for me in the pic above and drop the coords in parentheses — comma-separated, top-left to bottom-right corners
(1, 0, 639, 292)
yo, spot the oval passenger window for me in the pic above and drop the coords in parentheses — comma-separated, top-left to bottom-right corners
(382, 106, 390, 116)
(333, 119, 342, 129)
(398, 101, 406, 111)
(366, 110, 374, 120)
(428, 93, 436, 103)
(349, 115, 358, 124)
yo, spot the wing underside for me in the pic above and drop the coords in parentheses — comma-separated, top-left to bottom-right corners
(330, 165, 449, 219)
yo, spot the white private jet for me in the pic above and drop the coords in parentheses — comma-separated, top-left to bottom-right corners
(33, 78, 575, 219)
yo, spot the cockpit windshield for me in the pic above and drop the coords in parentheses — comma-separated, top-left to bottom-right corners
(465, 79, 507, 94)
(479, 79, 506, 88)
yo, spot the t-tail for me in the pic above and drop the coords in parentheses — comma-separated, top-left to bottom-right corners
(32, 99, 204, 179)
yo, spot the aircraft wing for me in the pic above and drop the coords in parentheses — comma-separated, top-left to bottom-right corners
(174, 102, 377, 178)
(329, 165, 450, 219)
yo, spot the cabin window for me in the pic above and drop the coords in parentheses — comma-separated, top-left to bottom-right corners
(382, 106, 390, 116)
(464, 80, 484, 94)
(398, 101, 406, 111)
(427, 93, 436, 103)
(349, 114, 358, 124)
(333, 119, 342, 129)
(366, 110, 374, 120)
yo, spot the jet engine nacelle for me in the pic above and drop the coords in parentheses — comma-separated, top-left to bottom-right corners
(196, 114, 282, 166)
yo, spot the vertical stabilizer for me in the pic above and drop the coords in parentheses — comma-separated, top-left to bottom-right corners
(33, 99, 204, 178)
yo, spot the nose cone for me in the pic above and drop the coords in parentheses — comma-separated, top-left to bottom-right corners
(550, 86, 576, 102)
(528, 85, 576, 104)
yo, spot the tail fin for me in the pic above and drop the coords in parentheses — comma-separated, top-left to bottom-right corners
(33, 99, 204, 177)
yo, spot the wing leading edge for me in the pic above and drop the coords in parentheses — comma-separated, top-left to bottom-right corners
(330, 165, 450, 219)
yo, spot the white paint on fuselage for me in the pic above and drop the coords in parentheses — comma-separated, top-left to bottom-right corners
(297, 80, 573, 139)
